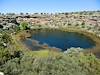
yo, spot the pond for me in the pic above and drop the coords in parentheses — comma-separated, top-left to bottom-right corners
(23, 30, 96, 51)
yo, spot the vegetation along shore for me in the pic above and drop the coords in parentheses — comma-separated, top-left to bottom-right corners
(0, 11, 100, 75)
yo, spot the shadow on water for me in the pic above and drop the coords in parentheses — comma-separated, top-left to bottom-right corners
(22, 39, 45, 50)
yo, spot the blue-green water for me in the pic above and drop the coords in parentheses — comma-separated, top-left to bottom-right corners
(24, 30, 95, 51)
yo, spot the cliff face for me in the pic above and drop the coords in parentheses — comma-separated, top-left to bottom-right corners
(16, 13, 100, 27)
(15, 12, 100, 36)
(0, 11, 100, 36)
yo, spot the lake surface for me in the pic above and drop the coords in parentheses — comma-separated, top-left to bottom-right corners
(23, 30, 96, 51)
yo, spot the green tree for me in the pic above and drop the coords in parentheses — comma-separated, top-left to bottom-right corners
(19, 22, 29, 30)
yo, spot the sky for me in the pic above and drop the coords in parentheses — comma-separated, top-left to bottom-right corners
(0, 0, 100, 13)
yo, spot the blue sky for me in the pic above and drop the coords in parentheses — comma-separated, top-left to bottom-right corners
(0, 0, 100, 13)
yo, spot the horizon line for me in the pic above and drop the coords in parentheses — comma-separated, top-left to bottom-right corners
(0, 10, 100, 14)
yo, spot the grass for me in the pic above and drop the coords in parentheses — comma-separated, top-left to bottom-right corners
(12, 27, 100, 57)
(10, 31, 62, 58)
(60, 27, 100, 57)
(24, 50, 62, 58)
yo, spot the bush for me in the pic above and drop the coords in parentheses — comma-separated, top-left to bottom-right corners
(0, 48, 11, 65)
(0, 50, 100, 75)
(19, 22, 29, 30)
(0, 32, 12, 47)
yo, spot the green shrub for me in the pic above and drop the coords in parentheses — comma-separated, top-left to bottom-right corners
(0, 51, 100, 75)
(19, 22, 29, 30)
(0, 48, 11, 65)
(0, 32, 12, 47)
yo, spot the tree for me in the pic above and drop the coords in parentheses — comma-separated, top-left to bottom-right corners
(20, 13, 24, 15)
(19, 22, 29, 30)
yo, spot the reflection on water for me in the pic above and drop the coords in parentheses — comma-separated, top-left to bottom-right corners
(23, 30, 96, 51)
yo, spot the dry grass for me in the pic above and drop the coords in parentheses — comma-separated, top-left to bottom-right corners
(13, 28, 100, 57)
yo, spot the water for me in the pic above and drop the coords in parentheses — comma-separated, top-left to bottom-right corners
(23, 30, 95, 51)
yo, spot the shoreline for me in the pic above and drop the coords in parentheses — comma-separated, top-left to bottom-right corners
(60, 28, 100, 57)
(15, 28, 100, 57)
